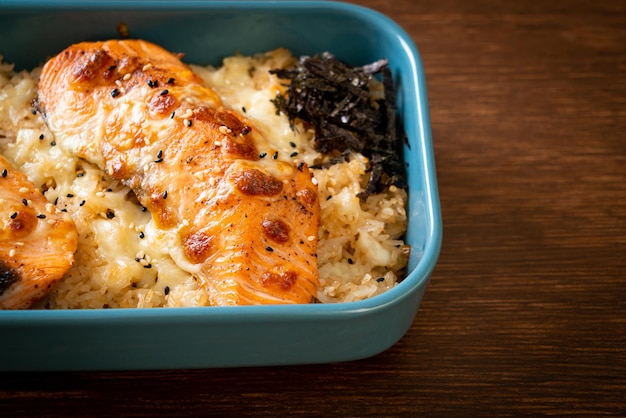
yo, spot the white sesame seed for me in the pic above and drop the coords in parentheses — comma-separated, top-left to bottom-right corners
(45, 203, 55, 212)
(9, 249, 16, 257)
(181, 219, 189, 227)
(15, 241, 24, 246)
(115, 80, 122, 87)
(307, 235, 316, 241)
(183, 118, 190, 126)
(123, 73, 131, 81)
(47, 219, 56, 225)
(142, 63, 153, 71)
(96, 191, 105, 197)
(19, 187, 29, 193)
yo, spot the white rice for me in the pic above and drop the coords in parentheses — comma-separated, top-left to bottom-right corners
(0, 48, 408, 308)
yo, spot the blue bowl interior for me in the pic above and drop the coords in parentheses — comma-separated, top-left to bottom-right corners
(0, 1, 442, 370)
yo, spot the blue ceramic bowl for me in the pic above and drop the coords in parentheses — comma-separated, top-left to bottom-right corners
(0, 0, 441, 370)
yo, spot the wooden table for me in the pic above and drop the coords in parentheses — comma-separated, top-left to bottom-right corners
(2, 0, 625, 415)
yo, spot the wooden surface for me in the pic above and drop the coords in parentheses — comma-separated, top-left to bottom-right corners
(2, 0, 626, 416)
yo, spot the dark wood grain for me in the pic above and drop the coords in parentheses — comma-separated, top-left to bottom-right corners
(2, 0, 625, 416)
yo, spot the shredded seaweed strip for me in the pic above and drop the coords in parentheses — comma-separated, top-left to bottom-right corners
(270, 52, 407, 200)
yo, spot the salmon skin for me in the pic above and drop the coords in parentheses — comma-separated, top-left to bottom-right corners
(0, 155, 78, 309)
(36, 39, 320, 306)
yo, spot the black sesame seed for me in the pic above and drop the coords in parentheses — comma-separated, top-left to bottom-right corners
(170, 111, 176, 119)
(147, 79, 158, 88)
(54, 197, 59, 205)
(144, 263, 152, 269)
(79, 200, 86, 206)
(266, 246, 274, 252)
(241, 106, 247, 113)
(290, 151, 299, 157)
(259, 152, 267, 159)
(241, 126, 251, 135)
(160, 89, 169, 96)
(22, 198, 28, 206)
(67, 193, 74, 198)
(141, 206, 147, 212)
(273, 151, 278, 159)
(111, 88, 121, 98)
(297, 162, 305, 172)
(1, 169, 7, 178)
(61, 208, 68, 212)
(36, 214, 46, 219)
(347, 258, 354, 264)
(108, 65, 117, 71)
(164, 286, 170, 295)
(39, 134, 44, 140)
(162, 191, 168, 199)
(106, 210, 115, 219)
(326, 195, 332, 201)
(139, 231, 145, 239)
(376, 277, 385, 282)
(289, 141, 297, 148)
(167, 78, 175, 84)
(186, 119, 192, 127)
(50, 141, 56, 146)
(10, 212, 17, 219)
(31, 109, 37, 115)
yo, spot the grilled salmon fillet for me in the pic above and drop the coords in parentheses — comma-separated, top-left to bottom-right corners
(36, 39, 320, 305)
(0, 155, 78, 309)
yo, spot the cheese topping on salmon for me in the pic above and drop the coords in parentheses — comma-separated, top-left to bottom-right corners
(36, 39, 320, 305)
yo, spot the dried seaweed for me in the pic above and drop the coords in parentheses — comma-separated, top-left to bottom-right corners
(270, 53, 407, 201)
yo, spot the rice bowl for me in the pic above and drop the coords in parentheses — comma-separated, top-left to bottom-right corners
(0, 1, 441, 371)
